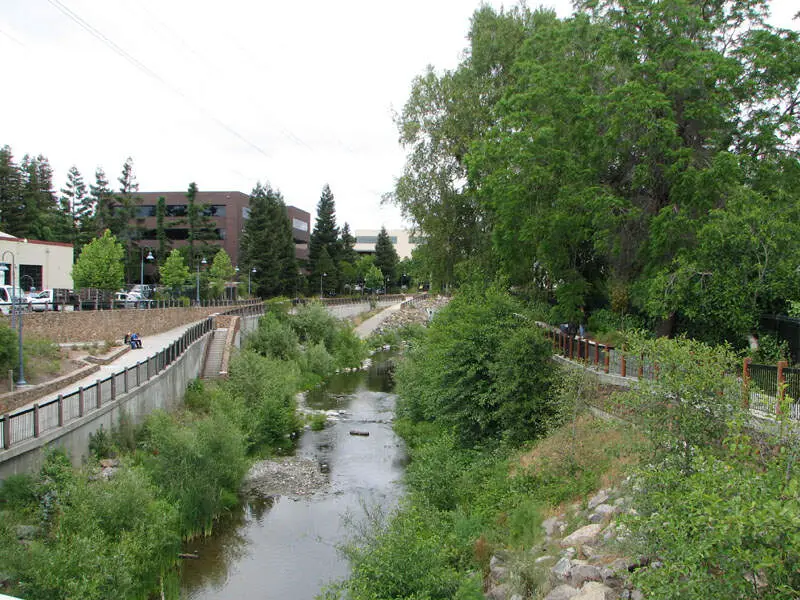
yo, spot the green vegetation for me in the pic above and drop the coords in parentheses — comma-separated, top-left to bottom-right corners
(0, 306, 366, 599)
(388, 0, 800, 346)
(330, 290, 799, 599)
(71, 229, 125, 292)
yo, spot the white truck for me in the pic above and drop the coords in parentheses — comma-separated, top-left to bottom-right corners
(29, 288, 75, 311)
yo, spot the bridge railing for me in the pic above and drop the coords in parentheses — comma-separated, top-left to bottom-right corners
(0, 317, 215, 451)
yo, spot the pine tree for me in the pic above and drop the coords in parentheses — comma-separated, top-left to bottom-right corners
(60, 166, 91, 259)
(18, 154, 59, 240)
(338, 222, 359, 293)
(239, 182, 297, 297)
(0, 146, 23, 235)
(374, 227, 399, 287)
(186, 182, 221, 263)
(308, 184, 340, 286)
(116, 157, 141, 282)
(156, 195, 169, 261)
(90, 167, 113, 235)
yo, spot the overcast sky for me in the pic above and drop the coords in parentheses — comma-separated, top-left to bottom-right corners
(0, 1, 797, 231)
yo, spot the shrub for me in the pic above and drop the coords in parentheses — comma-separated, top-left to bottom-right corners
(138, 410, 248, 537)
(290, 302, 339, 349)
(396, 284, 557, 446)
(0, 322, 18, 374)
(88, 426, 115, 460)
(246, 312, 300, 361)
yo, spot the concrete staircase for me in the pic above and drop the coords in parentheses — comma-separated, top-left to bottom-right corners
(201, 328, 228, 379)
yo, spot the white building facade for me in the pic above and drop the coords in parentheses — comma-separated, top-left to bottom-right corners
(353, 229, 422, 260)
(0, 231, 74, 291)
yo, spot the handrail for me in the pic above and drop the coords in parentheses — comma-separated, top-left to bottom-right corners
(0, 317, 215, 451)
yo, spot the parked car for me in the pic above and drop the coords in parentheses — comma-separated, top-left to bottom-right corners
(0, 286, 31, 315)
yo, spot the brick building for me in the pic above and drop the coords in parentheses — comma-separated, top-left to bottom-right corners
(132, 191, 310, 267)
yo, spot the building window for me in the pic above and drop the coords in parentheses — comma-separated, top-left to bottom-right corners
(292, 218, 309, 232)
(356, 236, 397, 245)
(165, 205, 188, 217)
(242, 207, 251, 219)
(202, 205, 226, 217)
(19, 264, 42, 292)
(409, 236, 426, 245)
(136, 205, 157, 218)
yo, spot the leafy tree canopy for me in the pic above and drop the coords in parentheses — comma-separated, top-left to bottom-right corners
(72, 230, 125, 291)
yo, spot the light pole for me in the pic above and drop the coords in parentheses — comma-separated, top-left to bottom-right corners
(320, 272, 327, 298)
(0, 255, 26, 386)
(248, 267, 257, 296)
(196, 257, 207, 304)
(1, 250, 17, 328)
(140, 247, 154, 290)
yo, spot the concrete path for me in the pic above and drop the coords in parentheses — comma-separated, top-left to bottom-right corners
(15, 321, 199, 412)
(354, 300, 406, 339)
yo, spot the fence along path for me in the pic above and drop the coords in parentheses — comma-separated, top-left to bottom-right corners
(539, 323, 800, 421)
(0, 302, 267, 452)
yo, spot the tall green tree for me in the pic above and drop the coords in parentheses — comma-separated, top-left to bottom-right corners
(155, 195, 169, 261)
(115, 157, 141, 282)
(0, 145, 24, 235)
(159, 248, 191, 297)
(239, 182, 297, 297)
(308, 184, 340, 287)
(72, 229, 125, 292)
(18, 154, 59, 240)
(208, 248, 236, 299)
(89, 167, 113, 235)
(373, 227, 399, 287)
(59, 166, 92, 260)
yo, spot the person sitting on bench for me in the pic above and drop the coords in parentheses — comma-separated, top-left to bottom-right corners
(130, 332, 143, 349)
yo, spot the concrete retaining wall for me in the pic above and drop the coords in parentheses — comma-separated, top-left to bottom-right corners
(0, 332, 210, 479)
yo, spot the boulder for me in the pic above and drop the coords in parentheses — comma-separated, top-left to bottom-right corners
(587, 490, 610, 510)
(544, 584, 580, 600)
(570, 564, 603, 588)
(486, 582, 510, 600)
(551, 557, 573, 583)
(560, 524, 603, 548)
(575, 581, 616, 600)
(542, 516, 563, 536)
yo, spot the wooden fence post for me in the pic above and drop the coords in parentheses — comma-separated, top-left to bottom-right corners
(33, 403, 40, 438)
(584, 339, 589, 362)
(58, 394, 64, 427)
(96, 379, 102, 408)
(110, 376, 116, 402)
(777, 360, 788, 415)
(79, 386, 85, 417)
(638, 355, 644, 379)
(620, 355, 627, 378)
(594, 342, 599, 365)
(604, 349, 610, 374)
(568, 335, 574, 360)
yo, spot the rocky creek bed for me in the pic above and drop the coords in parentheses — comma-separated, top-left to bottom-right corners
(242, 457, 330, 499)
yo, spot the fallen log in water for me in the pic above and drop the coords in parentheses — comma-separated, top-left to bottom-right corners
(349, 430, 370, 436)
(179, 553, 199, 559)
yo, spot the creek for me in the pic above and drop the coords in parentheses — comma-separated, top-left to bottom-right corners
(180, 350, 406, 599)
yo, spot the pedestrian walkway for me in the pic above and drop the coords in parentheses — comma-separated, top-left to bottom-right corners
(354, 300, 407, 338)
(15, 321, 199, 413)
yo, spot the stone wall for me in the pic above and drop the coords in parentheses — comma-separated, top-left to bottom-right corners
(0, 306, 223, 343)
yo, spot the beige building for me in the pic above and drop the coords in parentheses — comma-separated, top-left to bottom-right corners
(353, 229, 422, 260)
(0, 232, 74, 291)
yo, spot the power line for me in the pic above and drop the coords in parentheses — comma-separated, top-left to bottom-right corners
(46, 0, 272, 160)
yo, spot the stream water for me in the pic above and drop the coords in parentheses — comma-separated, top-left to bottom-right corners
(180, 351, 406, 599)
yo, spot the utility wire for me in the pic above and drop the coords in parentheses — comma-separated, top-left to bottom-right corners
(46, 0, 272, 160)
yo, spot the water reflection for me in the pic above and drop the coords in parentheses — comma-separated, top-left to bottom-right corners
(181, 351, 403, 600)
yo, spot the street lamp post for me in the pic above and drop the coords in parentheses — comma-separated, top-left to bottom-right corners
(0, 250, 16, 328)
(248, 267, 257, 296)
(140, 247, 154, 289)
(320, 272, 327, 298)
(196, 257, 207, 304)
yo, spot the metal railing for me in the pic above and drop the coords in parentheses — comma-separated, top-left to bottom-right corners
(0, 317, 215, 451)
(539, 323, 800, 421)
